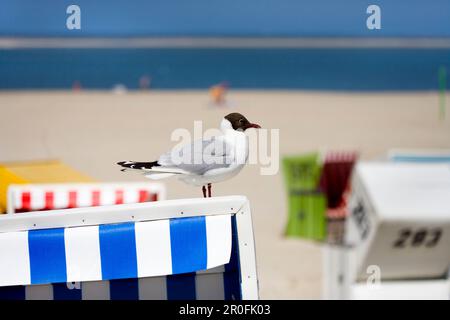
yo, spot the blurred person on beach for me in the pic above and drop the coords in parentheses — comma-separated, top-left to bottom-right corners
(139, 75, 152, 90)
(72, 80, 82, 91)
(209, 81, 229, 107)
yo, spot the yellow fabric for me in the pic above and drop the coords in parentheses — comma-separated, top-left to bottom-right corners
(0, 160, 94, 213)
(0, 166, 27, 213)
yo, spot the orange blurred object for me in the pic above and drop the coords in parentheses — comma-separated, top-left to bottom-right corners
(209, 82, 228, 106)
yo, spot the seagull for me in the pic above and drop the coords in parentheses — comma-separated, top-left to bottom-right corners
(117, 113, 261, 197)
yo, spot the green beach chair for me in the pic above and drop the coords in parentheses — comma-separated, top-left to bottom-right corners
(283, 153, 327, 241)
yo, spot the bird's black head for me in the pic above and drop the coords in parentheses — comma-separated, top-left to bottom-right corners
(224, 113, 261, 131)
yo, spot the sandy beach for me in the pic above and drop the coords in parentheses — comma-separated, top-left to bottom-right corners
(1, 90, 449, 299)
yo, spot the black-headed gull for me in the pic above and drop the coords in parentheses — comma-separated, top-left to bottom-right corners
(117, 113, 261, 197)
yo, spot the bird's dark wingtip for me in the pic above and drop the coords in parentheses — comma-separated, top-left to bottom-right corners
(117, 160, 159, 170)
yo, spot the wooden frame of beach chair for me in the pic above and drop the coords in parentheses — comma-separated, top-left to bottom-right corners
(6, 182, 166, 214)
(0, 196, 259, 300)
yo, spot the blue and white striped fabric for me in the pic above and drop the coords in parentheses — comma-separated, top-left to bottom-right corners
(0, 216, 242, 300)
(0, 215, 232, 287)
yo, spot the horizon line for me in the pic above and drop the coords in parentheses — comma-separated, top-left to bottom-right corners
(1, 37, 450, 49)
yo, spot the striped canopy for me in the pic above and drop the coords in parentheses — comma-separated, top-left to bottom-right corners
(0, 214, 232, 287)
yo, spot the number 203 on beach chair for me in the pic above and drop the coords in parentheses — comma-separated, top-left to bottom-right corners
(0, 196, 259, 300)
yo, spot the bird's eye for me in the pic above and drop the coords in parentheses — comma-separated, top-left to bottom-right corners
(239, 118, 244, 123)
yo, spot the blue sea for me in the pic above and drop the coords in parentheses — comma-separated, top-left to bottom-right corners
(0, 48, 449, 91)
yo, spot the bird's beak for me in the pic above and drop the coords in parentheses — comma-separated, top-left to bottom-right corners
(245, 123, 261, 130)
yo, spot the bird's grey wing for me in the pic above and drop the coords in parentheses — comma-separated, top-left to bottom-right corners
(158, 137, 233, 174)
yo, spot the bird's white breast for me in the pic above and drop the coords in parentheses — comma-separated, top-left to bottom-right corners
(180, 129, 249, 186)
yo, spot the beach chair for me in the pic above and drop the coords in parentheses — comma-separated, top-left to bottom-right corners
(282, 153, 326, 241)
(0, 196, 258, 300)
(0, 160, 94, 214)
(324, 162, 450, 299)
(319, 151, 358, 244)
(6, 183, 165, 214)
(387, 149, 450, 163)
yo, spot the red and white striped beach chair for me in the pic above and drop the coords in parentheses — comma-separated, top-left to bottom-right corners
(6, 183, 166, 214)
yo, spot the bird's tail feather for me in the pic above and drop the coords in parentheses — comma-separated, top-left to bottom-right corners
(117, 161, 160, 170)
(117, 161, 187, 180)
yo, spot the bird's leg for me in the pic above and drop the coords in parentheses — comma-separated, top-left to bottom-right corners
(202, 185, 207, 198)
(207, 183, 212, 197)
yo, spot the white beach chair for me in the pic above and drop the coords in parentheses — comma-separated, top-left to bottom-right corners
(323, 162, 450, 299)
